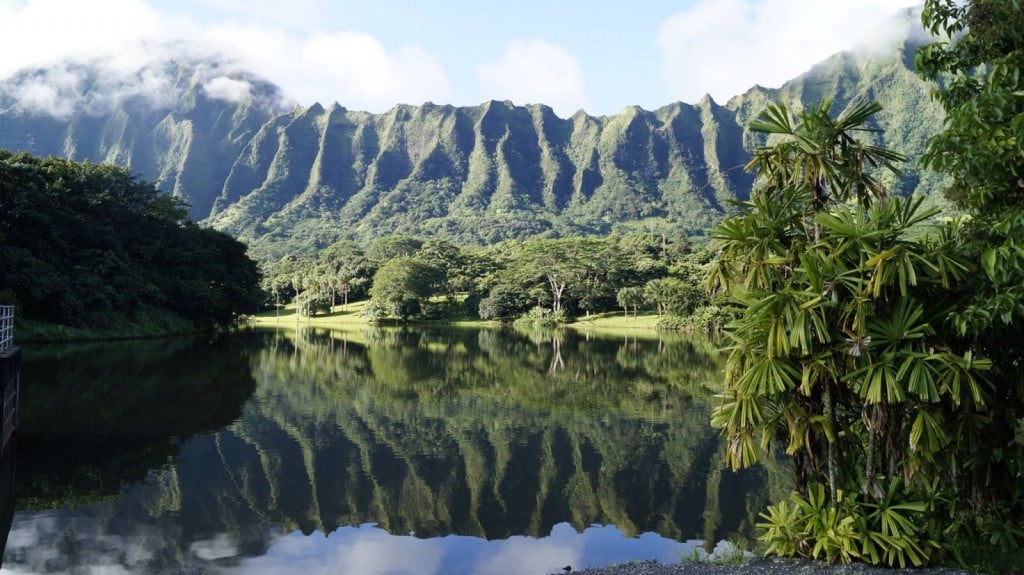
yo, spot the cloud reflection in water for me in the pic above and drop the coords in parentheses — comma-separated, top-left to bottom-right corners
(1, 512, 700, 574)
(227, 522, 694, 575)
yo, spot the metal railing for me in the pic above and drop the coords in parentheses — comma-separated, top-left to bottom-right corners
(0, 305, 15, 451)
(0, 306, 12, 351)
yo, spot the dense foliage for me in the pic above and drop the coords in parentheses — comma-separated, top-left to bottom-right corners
(0, 151, 262, 332)
(710, 2, 1024, 567)
(711, 100, 986, 567)
(915, 0, 1024, 564)
(262, 230, 729, 328)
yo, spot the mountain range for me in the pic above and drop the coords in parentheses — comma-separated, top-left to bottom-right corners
(0, 10, 944, 262)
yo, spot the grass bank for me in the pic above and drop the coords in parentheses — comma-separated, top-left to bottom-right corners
(243, 302, 667, 333)
(568, 311, 663, 330)
(243, 301, 497, 330)
(15, 307, 199, 343)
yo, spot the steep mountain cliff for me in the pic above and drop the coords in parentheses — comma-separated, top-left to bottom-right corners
(0, 12, 942, 262)
(205, 98, 757, 258)
(0, 57, 285, 220)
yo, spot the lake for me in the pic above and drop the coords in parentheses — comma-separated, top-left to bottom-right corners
(0, 327, 789, 574)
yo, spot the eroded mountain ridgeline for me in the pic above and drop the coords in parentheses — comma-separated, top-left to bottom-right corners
(0, 17, 942, 262)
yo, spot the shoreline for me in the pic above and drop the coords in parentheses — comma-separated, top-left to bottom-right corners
(554, 558, 972, 575)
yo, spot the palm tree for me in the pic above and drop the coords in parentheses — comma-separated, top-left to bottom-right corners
(709, 99, 985, 514)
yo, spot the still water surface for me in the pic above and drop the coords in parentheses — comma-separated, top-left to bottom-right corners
(1, 327, 787, 574)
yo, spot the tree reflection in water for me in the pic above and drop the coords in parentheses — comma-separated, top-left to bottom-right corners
(3, 327, 792, 574)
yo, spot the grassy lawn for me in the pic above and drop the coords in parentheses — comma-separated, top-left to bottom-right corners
(246, 300, 372, 329)
(244, 300, 496, 330)
(567, 311, 662, 330)
(245, 301, 670, 340)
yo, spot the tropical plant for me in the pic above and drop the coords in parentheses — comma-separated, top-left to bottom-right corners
(616, 286, 645, 318)
(758, 480, 935, 568)
(709, 99, 989, 566)
(913, 0, 1024, 561)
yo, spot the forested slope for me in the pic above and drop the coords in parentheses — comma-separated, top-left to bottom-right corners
(0, 10, 943, 262)
(0, 151, 262, 333)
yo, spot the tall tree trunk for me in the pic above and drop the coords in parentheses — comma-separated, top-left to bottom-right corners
(547, 273, 565, 313)
(862, 403, 882, 499)
(793, 452, 809, 496)
(825, 379, 839, 505)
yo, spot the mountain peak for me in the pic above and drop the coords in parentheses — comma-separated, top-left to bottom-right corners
(0, 52, 288, 120)
(0, 30, 947, 259)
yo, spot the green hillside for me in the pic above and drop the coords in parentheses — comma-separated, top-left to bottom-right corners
(0, 10, 944, 263)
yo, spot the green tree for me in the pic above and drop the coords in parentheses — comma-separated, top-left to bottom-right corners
(502, 237, 618, 316)
(368, 257, 442, 321)
(416, 239, 465, 301)
(0, 152, 261, 330)
(319, 240, 374, 308)
(614, 233, 669, 284)
(616, 286, 644, 318)
(709, 100, 988, 566)
(643, 278, 701, 317)
(915, 0, 1024, 556)
(367, 235, 423, 263)
(479, 284, 530, 321)
(917, 0, 1024, 330)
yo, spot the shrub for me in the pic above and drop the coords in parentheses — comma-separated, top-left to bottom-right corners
(512, 306, 566, 328)
(758, 482, 935, 568)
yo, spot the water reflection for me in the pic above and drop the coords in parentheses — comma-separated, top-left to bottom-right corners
(5, 516, 716, 575)
(0, 441, 14, 570)
(15, 334, 259, 506)
(2, 327, 790, 573)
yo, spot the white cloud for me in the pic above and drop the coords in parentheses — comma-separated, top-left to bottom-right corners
(170, 0, 330, 32)
(0, 0, 450, 115)
(295, 31, 450, 108)
(0, 0, 922, 118)
(203, 76, 253, 103)
(470, 533, 581, 575)
(657, 0, 920, 103)
(191, 22, 451, 110)
(14, 79, 75, 117)
(228, 528, 445, 575)
(0, 0, 171, 78)
(190, 533, 241, 561)
(476, 39, 587, 118)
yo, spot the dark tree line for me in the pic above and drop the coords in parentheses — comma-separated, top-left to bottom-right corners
(0, 151, 262, 330)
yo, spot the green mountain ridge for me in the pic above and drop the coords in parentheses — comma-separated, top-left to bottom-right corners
(0, 12, 943, 262)
(0, 58, 285, 219)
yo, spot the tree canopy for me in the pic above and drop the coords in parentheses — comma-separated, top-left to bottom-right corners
(710, 99, 985, 566)
(915, 0, 1024, 564)
(0, 151, 262, 331)
(708, 2, 1024, 567)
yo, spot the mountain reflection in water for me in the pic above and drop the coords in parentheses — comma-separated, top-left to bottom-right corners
(2, 327, 790, 574)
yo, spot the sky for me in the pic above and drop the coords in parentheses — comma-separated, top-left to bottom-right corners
(0, 0, 921, 118)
